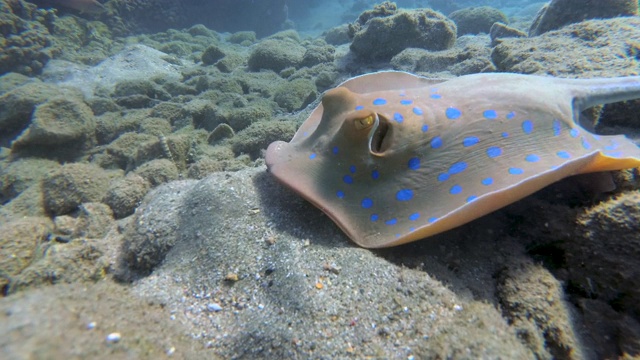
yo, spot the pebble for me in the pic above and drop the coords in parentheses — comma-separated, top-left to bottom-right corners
(106, 332, 121, 343)
(86, 322, 96, 330)
(207, 303, 222, 312)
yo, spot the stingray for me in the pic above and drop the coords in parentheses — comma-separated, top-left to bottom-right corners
(265, 71, 640, 248)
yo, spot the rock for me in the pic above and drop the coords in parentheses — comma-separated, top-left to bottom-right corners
(448, 6, 508, 35)
(73, 202, 115, 239)
(215, 52, 245, 73)
(349, 9, 457, 62)
(0, 158, 60, 203)
(489, 22, 527, 47)
(187, 158, 226, 179)
(201, 45, 225, 65)
(300, 42, 335, 68)
(103, 174, 151, 219)
(42, 163, 115, 216)
(138, 117, 172, 137)
(491, 17, 640, 77)
(133, 159, 179, 187)
(207, 123, 235, 145)
(323, 24, 350, 45)
(229, 120, 297, 158)
(11, 96, 96, 149)
(0, 81, 64, 133)
(529, 0, 638, 36)
(41, 45, 191, 98)
(247, 39, 306, 72)
(0, 216, 53, 286)
(391, 40, 493, 75)
(103, 132, 158, 170)
(273, 78, 317, 112)
(227, 31, 257, 44)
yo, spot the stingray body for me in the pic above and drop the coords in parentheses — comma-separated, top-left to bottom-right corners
(265, 72, 640, 248)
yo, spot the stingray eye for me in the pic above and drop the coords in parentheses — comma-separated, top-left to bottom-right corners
(354, 115, 374, 130)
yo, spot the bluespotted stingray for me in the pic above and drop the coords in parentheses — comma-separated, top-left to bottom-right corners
(265, 71, 640, 248)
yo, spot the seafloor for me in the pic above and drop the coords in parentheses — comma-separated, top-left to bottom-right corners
(1, 0, 640, 359)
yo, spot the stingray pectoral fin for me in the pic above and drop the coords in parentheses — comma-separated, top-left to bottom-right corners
(366, 152, 616, 248)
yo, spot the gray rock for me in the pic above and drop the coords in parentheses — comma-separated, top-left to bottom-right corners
(449, 6, 508, 35)
(103, 174, 151, 219)
(41, 44, 192, 98)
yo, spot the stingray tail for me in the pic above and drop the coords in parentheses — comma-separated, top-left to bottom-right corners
(563, 76, 640, 111)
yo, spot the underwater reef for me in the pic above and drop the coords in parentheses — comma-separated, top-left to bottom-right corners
(1, 0, 640, 358)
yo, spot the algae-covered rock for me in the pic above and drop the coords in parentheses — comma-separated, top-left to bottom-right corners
(11, 97, 96, 149)
(489, 22, 527, 47)
(215, 51, 245, 73)
(104, 132, 158, 170)
(73, 202, 114, 239)
(350, 9, 457, 62)
(133, 159, 179, 187)
(323, 24, 350, 45)
(42, 163, 115, 215)
(0, 216, 53, 286)
(391, 41, 492, 75)
(529, 0, 638, 36)
(138, 117, 172, 137)
(201, 45, 225, 65)
(300, 42, 335, 68)
(0, 158, 60, 203)
(273, 78, 317, 112)
(229, 120, 297, 158)
(492, 17, 640, 77)
(449, 6, 508, 35)
(227, 31, 257, 44)
(103, 174, 151, 219)
(248, 39, 306, 72)
(0, 81, 63, 132)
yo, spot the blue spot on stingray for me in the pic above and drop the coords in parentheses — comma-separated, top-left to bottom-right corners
(463, 136, 479, 147)
(303, 132, 309, 137)
(430, 94, 442, 99)
(605, 142, 619, 151)
(409, 227, 415, 232)
(421, 124, 429, 132)
(396, 189, 414, 201)
(570, 128, 579, 138)
(428, 217, 437, 223)
(309, 153, 317, 159)
(581, 137, 592, 150)
(450, 184, 463, 195)
(332, 146, 339, 154)
(553, 119, 562, 136)
(373, 98, 387, 105)
(466, 195, 478, 202)
(343, 175, 353, 184)
(481, 177, 493, 186)
(413, 107, 423, 115)
(336, 190, 345, 199)
(408, 157, 420, 170)
(446, 107, 462, 119)
(502, 132, 509, 138)
(522, 120, 533, 134)
(506, 111, 516, 119)
(487, 147, 502, 158)
(349, 165, 356, 174)
(551, 165, 559, 170)
(605, 151, 623, 158)
(431, 136, 443, 149)
(438, 173, 449, 182)
(361, 198, 373, 209)
(400, 99, 413, 105)
(449, 162, 467, 174)
(593, 134, 601, 140)
(394, 112, 404, 123)
(385, 218, 398, 226)
(483, 110, 497, 119)
(370, 214, 379, 222)
(509, 167, 524, 175)
(525, 154, 540, 162)
(371, 170, 379, 180)
(409, 213, 420, 221)
(557, 151, 571, 159)
(355, 105, 364, 110)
